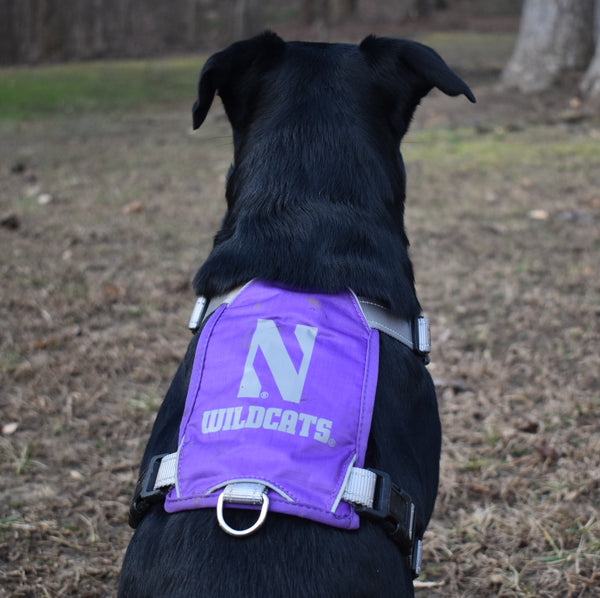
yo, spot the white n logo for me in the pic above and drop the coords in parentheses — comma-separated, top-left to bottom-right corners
(238, 319, 318, 404)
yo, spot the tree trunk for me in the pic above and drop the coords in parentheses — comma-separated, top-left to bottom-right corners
(329, 0, 357, 24)
(502, 0, 595, 93)
(302, 0, 329, 26)
(580, 0, 600, 97)
(234, 0, 264, 39)
(415, 0, 448, 17)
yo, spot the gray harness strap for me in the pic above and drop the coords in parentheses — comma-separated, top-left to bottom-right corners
(188, 284, 431, 360)
(128, 282, 429, 579)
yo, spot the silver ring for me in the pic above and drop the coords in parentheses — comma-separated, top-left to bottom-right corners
(216, 491, 270, 537)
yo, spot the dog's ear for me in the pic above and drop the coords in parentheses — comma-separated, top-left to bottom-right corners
(192, 54, 221, 130)
(359, 36, 476, 104)
(192, 31, 285, 130)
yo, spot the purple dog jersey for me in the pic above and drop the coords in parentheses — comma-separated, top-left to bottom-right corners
(164, 281, 380, 529)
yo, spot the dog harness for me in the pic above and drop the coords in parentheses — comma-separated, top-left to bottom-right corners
(129, 281, 430, 577)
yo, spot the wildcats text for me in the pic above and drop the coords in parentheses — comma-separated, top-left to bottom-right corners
(201, 404, 333, 444)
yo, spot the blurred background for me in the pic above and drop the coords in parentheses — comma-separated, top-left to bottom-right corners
(2, 0, 599, 100)
(1, 1, 599, 597)
(0, 1, 521, 64)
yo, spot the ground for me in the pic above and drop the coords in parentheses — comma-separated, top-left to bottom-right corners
(1, 5, 599, 597)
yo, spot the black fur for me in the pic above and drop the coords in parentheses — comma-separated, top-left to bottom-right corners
(119, 32, 474, 597)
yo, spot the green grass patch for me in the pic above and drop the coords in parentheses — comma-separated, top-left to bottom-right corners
(0, 31, 517, 121)
(0, 55, 205, 120)
(404, 126, 600, 172)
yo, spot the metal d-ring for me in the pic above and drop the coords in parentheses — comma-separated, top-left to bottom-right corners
(216, 490, 270, 537)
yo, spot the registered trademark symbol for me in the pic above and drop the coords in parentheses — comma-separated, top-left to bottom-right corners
(260, 391, 269, 399)
(328, 438, 336, 447)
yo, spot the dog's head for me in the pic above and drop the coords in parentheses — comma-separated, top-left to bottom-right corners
(193, 31, 474, 137)
(191, 32, 474, 314)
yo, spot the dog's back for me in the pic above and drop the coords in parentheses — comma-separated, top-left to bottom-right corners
(119, 32, 474, 597)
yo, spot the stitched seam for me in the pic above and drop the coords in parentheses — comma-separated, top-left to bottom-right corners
(367, 318, 412, 346)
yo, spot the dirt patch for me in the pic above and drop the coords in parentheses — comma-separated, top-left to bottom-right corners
(1, 9, 599, 598)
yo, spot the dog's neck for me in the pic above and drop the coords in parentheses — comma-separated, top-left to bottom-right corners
(193, 161, 421, 320)
(193, 46, 424, 319)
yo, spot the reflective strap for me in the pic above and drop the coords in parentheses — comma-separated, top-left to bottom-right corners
(221, 481, 267, 505)
(342, 467, 377, 508)
(188, 284, 248, 332)
(151, 452, 177, 489)
(154, 451, 178, 490)
(356, 298, 430, 356)
(141, 455, 419, 570)
(356, 298, 414, 348)
(188, 286, 431, 358)
(151, 454, 377, 510)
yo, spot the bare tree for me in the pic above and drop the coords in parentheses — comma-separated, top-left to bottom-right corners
(302, 0, 357, 27)
(0, 0, 228, 64)
(233, 0, 264, 39)
(329, 0, 358, 24)
(502, 0, 597, 95)
(414, 0, 449, 17)
(580, 1, 600, 97)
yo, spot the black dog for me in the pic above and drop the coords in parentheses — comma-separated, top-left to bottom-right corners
(119, 32, 474, 597)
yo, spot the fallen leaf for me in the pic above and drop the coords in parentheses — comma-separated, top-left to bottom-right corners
(101, 282, 124, 302)
(528, 209, 549, 220)
(518, 420, 539, 434)
(123, 201, 144, 214)
(12, 361, 33, 381)
(2, 422, 19, 435)
(0, 213, 20, 230)
(536, 441, 559, 463)
(469, 483, 494, 496)
(32, 336, 62, 349)
(31, 325, 82, 349)
(37, 193, 53, 205)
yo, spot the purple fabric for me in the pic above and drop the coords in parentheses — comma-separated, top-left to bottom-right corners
(164, 281, 379, 529)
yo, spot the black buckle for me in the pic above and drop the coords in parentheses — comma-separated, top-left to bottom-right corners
(355, 469, 416, 557)
(128, 454, 170, 529)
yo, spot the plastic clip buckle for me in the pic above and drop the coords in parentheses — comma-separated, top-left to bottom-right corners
(355, 469, 416, 557)
(140, 454, 170, 500)
(128, 453, 169, 529)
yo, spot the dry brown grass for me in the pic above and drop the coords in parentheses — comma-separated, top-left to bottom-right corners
(407, 92, 600, 596)
(1, 32, 599, 598)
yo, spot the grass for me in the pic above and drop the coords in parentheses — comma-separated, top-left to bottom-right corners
(405, 125, 600, 171)
(0, 30, 517, 121)
(1, 34, 599, 598)
(0, 56, 205, 120)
